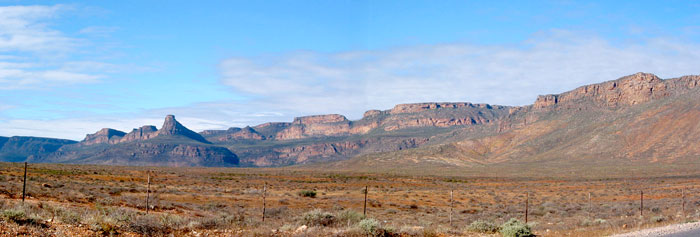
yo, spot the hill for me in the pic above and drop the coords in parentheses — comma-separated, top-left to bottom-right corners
(1, 72, 700, 170)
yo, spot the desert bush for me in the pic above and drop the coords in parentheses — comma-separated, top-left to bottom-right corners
(499, 218, 533, 237)
(358, 218, 381, 236)
(127, 215, 172, 236)
(337, 209, 364, 226)
(651, 215, 667, 223)
(581, 218, 607, 226)
(300, 209, 335, 226)
(298, 190, 317, 198)
(467, 220, 500, 233)
(2, 209, 26, 222)
(56, 208, 82, 225)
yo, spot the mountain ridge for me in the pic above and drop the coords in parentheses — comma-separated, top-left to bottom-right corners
(2, 72, 699, 169)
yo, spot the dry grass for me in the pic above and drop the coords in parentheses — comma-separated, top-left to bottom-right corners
(1, 162, 699, 236)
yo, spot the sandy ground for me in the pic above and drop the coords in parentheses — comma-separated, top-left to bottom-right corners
(610, 222, 700, 237)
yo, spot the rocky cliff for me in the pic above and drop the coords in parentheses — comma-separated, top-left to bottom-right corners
(203, 102, 510, 143)
(534, 72, 700, 109)
(32, 115, 236, 167)
(82, 128, 126, 145)
(329, 72, 700, 172)
(5, 72, 700, 169)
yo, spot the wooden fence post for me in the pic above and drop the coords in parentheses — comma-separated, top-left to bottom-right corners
(449, 189, 454, 226)
(262, 182, 267, 222)
(22, 162, 27, 203)
(525, 192, 529, 223)
(146, 170, 151, 214)
(588, 192, 592, 218)
(640, 190, 643, 217)
(363, 185, 368, 217)
(682, 188, 685, 215)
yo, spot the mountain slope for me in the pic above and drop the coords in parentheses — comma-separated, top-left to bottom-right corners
(322, 73, 700, 174)
(0, 136, 77, 162)
(35, 115, 238, 167)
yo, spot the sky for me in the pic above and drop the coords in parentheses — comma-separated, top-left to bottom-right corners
(1, 0, 700, 140)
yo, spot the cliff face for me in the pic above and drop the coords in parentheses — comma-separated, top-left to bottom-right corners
(82, 115, 211, 145)
(204, 102, 510, 142)
(534, 73, 700, 109)
(82, 128, 126, 145)
(120, 126, 158, 143)
(332, 73, 700, 171)
(157, 115, 211, 143)
(7, 72, 700, 169)
(36, 115, 235, 167)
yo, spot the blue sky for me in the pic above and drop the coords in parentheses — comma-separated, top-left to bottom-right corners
(1, 0, 700, 140)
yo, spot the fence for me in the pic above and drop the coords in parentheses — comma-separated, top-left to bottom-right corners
(2, 162, 700, 234)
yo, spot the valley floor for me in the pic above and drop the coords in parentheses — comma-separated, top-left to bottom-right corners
(2, 162, 700, 236)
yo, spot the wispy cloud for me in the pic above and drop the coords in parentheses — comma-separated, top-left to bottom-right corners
(220, 30, 700, 119)
(0, 5, 110, 89)
(4, 30, 700, 140)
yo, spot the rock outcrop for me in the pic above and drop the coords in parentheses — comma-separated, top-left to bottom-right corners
(157, 115, 211, 143)
(120, 126, 158, 143)
(81, 115, 211, 145)
(534, 72, 700, 109)
(207, 102, 510, 142)
(82, 128, 126, 145)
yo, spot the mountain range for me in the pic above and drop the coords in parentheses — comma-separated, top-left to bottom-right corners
(2, 72, 700, 171)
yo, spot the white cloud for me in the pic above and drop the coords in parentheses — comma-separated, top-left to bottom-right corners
(0, 5, 75, 53)
(220, 30, 700, 120)
(0, 5, 108, 89)
(4, 30, 700, 140)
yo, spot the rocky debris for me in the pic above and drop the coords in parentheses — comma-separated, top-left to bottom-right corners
(82, 128, 126, 145)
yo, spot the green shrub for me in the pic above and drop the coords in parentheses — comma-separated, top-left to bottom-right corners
(358, 218, 381, 236)
(468, 220, 500, 233)
(2, 209, 26, 222)
(57, 209, 82, 225)
(337, 209, 364, 226)
(499, 218, 533, 237)
(300, 209, 335, 226)
(298, 190, 317, 198)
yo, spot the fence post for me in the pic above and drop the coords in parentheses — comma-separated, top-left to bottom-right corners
(363, 185, 368, 217)
(640, 190, 643, 217)
(449, 189, 454, 226)
(588, 192, 592, 218)
(146, 170, 151, 214)
(682, 188, 685, 216)
(262, 182, 267, 222)
(22, 162, 27, 203)
(525, 192, 529, 223)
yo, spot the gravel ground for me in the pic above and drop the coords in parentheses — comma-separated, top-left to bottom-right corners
(610, 222, 700, 237)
